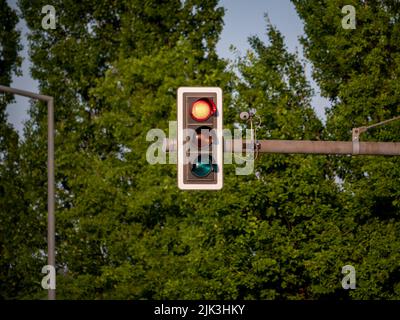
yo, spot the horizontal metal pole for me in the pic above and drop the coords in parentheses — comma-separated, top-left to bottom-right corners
(0, 85, 52, 102)
(163, 139, 400, 156)
(256, 140, 400, 156)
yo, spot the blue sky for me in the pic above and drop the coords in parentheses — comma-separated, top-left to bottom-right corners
(6, 0, 329, 135)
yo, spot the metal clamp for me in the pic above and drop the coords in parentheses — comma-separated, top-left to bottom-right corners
(352, 127, 367, 155)
(352, 115, 400, 155)
(255, 141, 261, 159)
(352, 128, 360, 155)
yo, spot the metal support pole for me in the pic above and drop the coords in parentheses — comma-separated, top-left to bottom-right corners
(255, 140, 400, 156)
(163, 138, 400, 156)
(47, 97, 55, 300)
(0, 85, 55, 300)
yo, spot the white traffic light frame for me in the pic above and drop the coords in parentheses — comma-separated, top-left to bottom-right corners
(177, 87, 223, 190)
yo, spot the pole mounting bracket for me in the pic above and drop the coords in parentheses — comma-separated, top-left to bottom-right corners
(352, 115, 400, 155)
(352, 126, 366, 155)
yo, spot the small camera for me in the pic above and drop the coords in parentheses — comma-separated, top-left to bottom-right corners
(240, 111, 250, 121)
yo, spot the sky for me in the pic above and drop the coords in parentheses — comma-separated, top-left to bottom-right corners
(6, 0, 330, 136)
(6, 0, 39, 135)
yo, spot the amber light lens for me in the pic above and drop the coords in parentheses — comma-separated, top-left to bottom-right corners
(191, 98, 216, 121)
(193, 126, 213, 149)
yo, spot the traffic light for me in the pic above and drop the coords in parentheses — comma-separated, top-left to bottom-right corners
(177, 87, 223, 190)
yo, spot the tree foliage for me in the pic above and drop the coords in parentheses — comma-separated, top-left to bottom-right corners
(292, 0, 400, 298)
(0, 0, 45, 299)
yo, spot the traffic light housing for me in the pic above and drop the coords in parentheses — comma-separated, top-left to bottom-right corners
(177, 87, 223, 190)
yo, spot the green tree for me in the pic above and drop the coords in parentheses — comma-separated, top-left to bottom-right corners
(0, 0, 36, 299)
(18, 0, 132, 299)
(292, 0, 400, 298)
(19, 0, 231, 299)
(226, 21, 355, 299)
(12, 0, 400, 300)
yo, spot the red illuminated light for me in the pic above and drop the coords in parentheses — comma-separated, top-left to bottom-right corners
(191, 98, 216, 122)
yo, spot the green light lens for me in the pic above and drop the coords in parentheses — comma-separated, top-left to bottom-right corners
(191, 155, 216, 177)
